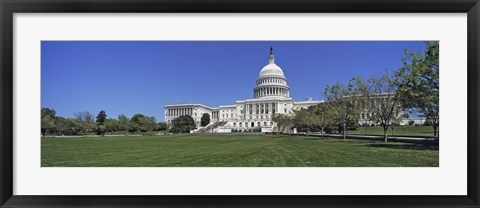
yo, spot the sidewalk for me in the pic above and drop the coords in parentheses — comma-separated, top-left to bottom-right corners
(285, 133, 438, 143)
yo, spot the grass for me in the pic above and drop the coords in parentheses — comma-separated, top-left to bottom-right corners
(41, 134, 438, 167)
(348, 126, 435, 137)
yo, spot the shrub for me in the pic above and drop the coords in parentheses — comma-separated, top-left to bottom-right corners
(408, 120, 415, 126)
(170, 115, 196, 133)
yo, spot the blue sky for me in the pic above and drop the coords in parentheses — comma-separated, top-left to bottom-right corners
(42, 41, 426, 121)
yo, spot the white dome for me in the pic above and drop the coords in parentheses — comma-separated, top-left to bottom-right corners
(253, 48, 290, 99)
(259, 63, 285, 77)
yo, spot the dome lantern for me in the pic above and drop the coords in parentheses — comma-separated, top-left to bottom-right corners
(268, 47, 275, 64)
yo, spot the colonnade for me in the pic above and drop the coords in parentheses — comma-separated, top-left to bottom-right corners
(254, 87, 289, 98)
(246, 102, 277, 115)
(166, 107, 194, 117)
(211, 111, 219, 120)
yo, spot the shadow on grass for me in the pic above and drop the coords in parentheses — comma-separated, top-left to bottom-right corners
(367, 143, 438, 151)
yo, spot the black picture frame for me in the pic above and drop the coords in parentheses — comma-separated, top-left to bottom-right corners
(1, 0, 479, 207)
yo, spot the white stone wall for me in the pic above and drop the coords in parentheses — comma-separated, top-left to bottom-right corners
(165, 104, 216, 127)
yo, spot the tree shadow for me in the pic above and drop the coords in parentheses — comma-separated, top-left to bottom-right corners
(367, 142, 438, 151)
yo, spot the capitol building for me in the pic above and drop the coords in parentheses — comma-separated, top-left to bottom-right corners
(165, 48, 323, 132)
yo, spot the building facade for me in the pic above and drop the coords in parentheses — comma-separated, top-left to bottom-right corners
(164, 48, 323, 131)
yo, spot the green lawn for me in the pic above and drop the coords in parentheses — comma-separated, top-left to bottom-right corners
(348, 126, 435, 137)
(41, 134, 438, 167)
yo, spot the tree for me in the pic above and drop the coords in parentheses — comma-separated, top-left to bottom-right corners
(41, 116, 55, 136)
(41, 108, 56, 119)
(272, 113, 293, 133)
(96, 110, 107, 124)
(55, 117, 81, 135)
(324, 81, 361, 140)
(396, 41, 439, 137)
(169, 115, 196, 133)
(95, 110, 107, 136)
(144, 116, 158, 132)
(41, 108, 56, 136)
(354, 74, 402, 142)
(118, 114, 130, 134)
(311, 102, 334, 136)
(55, 116, 68, 135)
(292, 108, 316, 138)
(130, 114, 147, 132)
(105, 119, 121, 133)
(200, 113, 210, 127)
(74, 111, 95, 134)
(155, 122, 167, 131)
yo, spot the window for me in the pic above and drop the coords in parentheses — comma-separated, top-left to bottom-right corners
(257, 122, 261, 127)
(233, 123, 236, 127)
(263, 122, 267, 126)
(284, 108, 287, 113)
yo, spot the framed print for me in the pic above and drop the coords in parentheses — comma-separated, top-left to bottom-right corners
(1, 0, 479, 207)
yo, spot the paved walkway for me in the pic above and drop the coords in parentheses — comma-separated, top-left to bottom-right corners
(286, 133, 438, 143)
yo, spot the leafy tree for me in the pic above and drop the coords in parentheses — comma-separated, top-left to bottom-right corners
(41, 116, 55, 136)
(63, 118, 82, 135)
(324, 81, 361, 140)
(41, 108, 56, 119)
(169, 115, 196, 133)
(118, 114, 130, 133)
(74, 111, 95, 134)
(354, 74, 403, 142)
(292, 108, 317, 138)
(130, 114, 147, 132)
(311, 102, 334, 136)
(272, 113, 293, 133)
(200, 113, 210, 127)
(155, 122, 167, 131)
(144, 116, 158, 132)
(396, 41, 439, 137)
(105, 119, 121, 133)
(55, 117, 81, 135)
(41, 108, 56, 136)
(54, 116, 67, 135)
